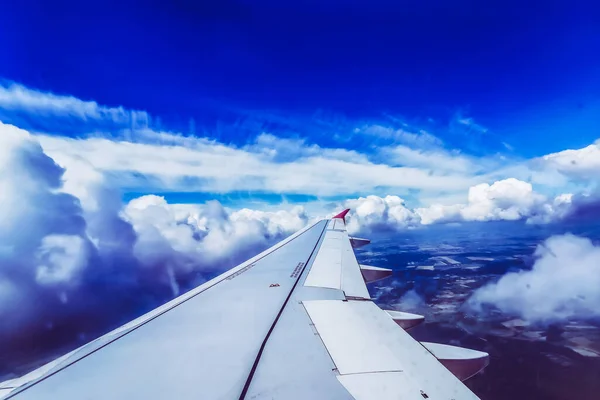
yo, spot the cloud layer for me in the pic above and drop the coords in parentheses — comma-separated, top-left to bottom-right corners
(338, 179, 575, 234)
(37, 131, 480, 198)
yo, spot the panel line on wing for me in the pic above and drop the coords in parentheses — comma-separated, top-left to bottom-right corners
(299, 301, 342, 378)
(238, 221, 328, 400)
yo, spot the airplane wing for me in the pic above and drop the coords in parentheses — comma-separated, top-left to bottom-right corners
(1, 210, 488, 400)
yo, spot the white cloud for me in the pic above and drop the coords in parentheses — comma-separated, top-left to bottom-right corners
(415, 178, 570, 225)
(37, 131, 478, 197)
(0, 82, 149, 126)
(342, 195, 420, 234)
(541, 141, 600, 181)
(0, 122, 86, 255)
(0, 121, 98, 331)
(334, 179, 575, 233)
(469, 234, 600, 322)
(231, 206, 311, 236)
(247, 133, 368, 163)
(455, 115, 488, 133)
(491, 160, 571, 190)
(416, 203, 463, 225)
(356, 124, 444, 147)
(122, 195, 308, 271)
(461, 178, 545, 221)
(35, 235, 88, 286)
(384, 145, 484, 174)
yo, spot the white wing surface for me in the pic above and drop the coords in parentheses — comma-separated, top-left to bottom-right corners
(1, 210, 487, 399)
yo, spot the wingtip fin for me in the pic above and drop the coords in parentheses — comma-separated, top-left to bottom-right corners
(333, 209, 350, 223)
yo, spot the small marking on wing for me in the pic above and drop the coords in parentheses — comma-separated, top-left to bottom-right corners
(226, 263, 256, 280)
(289, 262, 305, 278)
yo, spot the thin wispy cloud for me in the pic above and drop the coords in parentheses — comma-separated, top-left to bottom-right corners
(354, 124, 444, 148)
(456, 116, 488, 134)
(0, 82, 150, 127)
(37, 130, 481, 197)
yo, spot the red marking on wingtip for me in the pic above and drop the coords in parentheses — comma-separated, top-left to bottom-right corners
(333, 209, 350, 223)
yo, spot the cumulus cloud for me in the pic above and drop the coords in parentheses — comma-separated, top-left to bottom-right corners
(469, 234, 600, 322)
(122, 195, 309, 277)
(342, 195, 420, 234)
(460, 178, 547, 221)
(541, 141, 600, 181)
(415, 178, 571, 225)
(0, 122, 90, 283)
(0, 122, 95, 339)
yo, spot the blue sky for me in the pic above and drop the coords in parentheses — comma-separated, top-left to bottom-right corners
(2, 0, 599, 154)
(0, 0, 599, 212)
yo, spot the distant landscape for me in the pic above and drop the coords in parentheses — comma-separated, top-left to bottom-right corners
(361, 222, 600, 400)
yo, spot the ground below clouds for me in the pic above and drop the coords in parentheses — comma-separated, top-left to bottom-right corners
(363, 222, 600, 400)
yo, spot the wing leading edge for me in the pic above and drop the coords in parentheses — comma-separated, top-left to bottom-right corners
(1, 210, 488, 400)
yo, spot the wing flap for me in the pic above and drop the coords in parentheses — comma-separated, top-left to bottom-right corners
(303, 300, 404, 374)
(303, 299, 479, 399)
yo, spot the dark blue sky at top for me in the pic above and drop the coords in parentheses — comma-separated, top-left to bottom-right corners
(1, 0, 600, 156)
